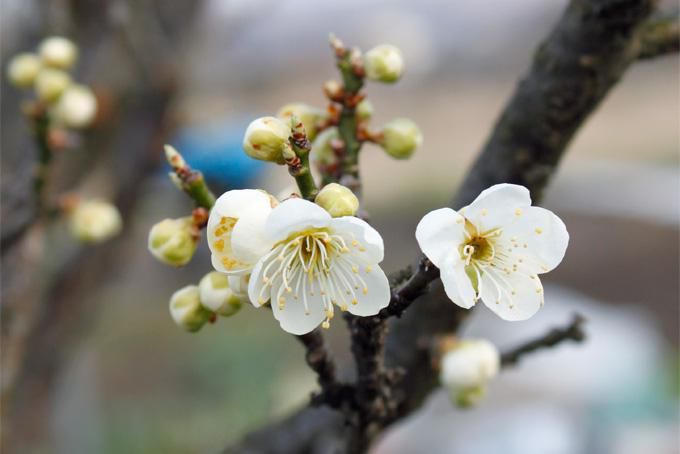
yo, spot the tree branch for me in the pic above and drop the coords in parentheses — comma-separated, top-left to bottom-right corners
(636, 13, 679, 59)
(501, 314, 586, 367)
(226, 0, 658, 451)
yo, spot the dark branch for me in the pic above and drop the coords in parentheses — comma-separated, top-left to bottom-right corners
(636, 13, 679, 59)
(380, 257, 439, 319)
(501, 314, 586, 367)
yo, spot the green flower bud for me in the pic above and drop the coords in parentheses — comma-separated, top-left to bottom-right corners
(315, 183, 359, 217)
(311, 127, 340, 167)
(243, 116, 291, 164)
(198, 271, 243, 317)
(148, 217, 197, 267)
(6, 53, 41, 88)
(364, 45, 404, 83)
(169, 285, 211, 332)
(69, 199, 122, 243)
(356, 99, 374, 122)
(277, 103, 326, 141)
(52, 84, 97, 128)
(381, 118, 422, 159)
(38, 36, 78, 70)
(34, 68, 71, 103)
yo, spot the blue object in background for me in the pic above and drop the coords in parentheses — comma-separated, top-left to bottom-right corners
(169, 117, 266, 189)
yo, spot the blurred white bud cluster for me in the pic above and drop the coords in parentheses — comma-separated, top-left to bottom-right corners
(6, 36, 97, 129)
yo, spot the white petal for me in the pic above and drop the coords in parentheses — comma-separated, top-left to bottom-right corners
(415, 208, 466, 268)
(439, 254, 476, 309)
(230, 208, 274, 263)
(479, 269, 544, 321)
(247, 251, 277, 307)
(345, 264, 390, 316)
(501, 206, 569, 273)
(228, 275, 249, 298)
(271, 279, 327, 335)
(331, 216, 385, 263)
(212, 189, 273, 218)
(265, 198, 330, 242)
(463, 183, 531, 232)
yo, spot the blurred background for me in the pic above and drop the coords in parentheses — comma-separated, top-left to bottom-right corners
(1, 0, 678, 453)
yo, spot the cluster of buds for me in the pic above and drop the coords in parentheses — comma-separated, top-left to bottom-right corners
(6, 36, 97, 129)
(169, 272, 247, 332)
(438, 338, 500, 408)
(67, 198, 122, 244)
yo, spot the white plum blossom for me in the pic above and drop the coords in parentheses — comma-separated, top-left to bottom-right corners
(207, 189, 277, 276)
(247, 198, 390, 335)
(416, 184, 569, 321)
(440, 339, 500, 407)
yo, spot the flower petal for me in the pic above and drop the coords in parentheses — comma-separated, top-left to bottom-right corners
(479, 268, 544, 321)
(228, 274, 249, 298)
(265, 198, 331, 243)
(345, 264, 390, 316)
(415, 208, 466, 268)
(271, 279, 327, 335)
(501, 206, 569, 273)
(331, 216, 385, 263)
(212, 189, 273, 219)
(246, 250, 278, 307)
(230, 208, 274, 263)
(439, 253, 476, 309)
(462, 183, 531, 232)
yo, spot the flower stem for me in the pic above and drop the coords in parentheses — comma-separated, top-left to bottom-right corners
(165, 145, 216, 209)
(288, 117, 319, 201)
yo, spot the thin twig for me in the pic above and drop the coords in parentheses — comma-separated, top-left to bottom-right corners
(501, 314, 586, 367)
(637, 13, 679, 59)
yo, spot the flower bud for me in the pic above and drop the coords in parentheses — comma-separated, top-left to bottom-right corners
(243, 116, 291, 164)
(198, 272, 243, 317)
(380, 118, 422, 159)
(356, 99, 373, 122)
(52, 84, 97, 128)
(34, 68, 71, 103)
(364, 45, 404, 83)
(69, 200, 122, 243)
(148, 217, 198, 267)
(169, 285, 211, 332)
(38, 36, 78, 69)
(311, 127, 340, 167)
(439, 339, 499, 408)
(6, 53, 41, 88)
(315, 183, 359, 217)
(323, 80, 343, 101)
(277, 103, 326, 141)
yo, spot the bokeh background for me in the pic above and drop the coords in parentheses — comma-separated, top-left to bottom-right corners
(1, 1, 678, 453)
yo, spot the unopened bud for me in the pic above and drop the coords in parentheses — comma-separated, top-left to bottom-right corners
(164, 144, 187, 169)
(315, 183, 359, 217)
(380, 118, 422, 159)
(198, 272, 243, 317)
(323, 80, 343, 100)
(34, 68, 71, 103)
(277, 103, 326, 141)
(6, 53, 41, 88)
(439, 339, 499, 408)
(243, 116, 291, 164)
(69, 199, 122, 243)
(228, 275, 250, 299)
(52, 84, 97, 128)
(364, 45, 404, 83)
(169, 285, 211, 332)
(38, 36, 78, 70)
(148, 217, 198, 267)
(311, 127, 340, 166)
(356, 99, 373, 122)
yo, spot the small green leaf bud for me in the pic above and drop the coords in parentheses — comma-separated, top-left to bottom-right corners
(277, 103, 326, 141)
(356, 99, 373, 122)
(52, 84, 97, 128)
(148, 217, 198, 267)
(38, 36, 78, 70)
(243, 116, 292, 164)
(198, 271, 243, 317)
(364, 45, 404, 83)
(315, 183, 359, 217)
(169, 285, 211, 332)
(6, 53, 41, 88)
(69, 199, 122, 243)
(380, 118, 422, 159)
(34, 68, 71, 103)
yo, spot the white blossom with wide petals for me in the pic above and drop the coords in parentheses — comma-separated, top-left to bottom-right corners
(207, 189, 277, 276)
(247, 198, 390, 335)
(416, 184, 569, 320)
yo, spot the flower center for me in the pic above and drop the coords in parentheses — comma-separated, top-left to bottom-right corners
(257, 228, 370, 329)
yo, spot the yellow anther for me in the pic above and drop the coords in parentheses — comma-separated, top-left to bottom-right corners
(481, 208, 488, 216)
(365, 266, 372, 273)
(535, 227, 543, 234)
(352, 266, 359, 274)
(515, 208, 522, 216)
(340, 304, 348, 311)
(213, 239, 225, 252)
(351, 299, 358, 305)
(362, 287, 368, 295)
(351, 240, 359, 247)
(321, 320, 330, 329)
